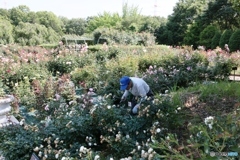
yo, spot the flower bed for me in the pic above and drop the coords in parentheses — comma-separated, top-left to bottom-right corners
(0, 44, 239, 159)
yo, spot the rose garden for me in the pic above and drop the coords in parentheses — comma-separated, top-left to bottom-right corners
(0, 43, 239, 159)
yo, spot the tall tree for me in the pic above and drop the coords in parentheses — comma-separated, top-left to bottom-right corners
(202, 0, 239, 30)
(121, 3, 143, 32)
(9, 5, 30, 25)
(211, 30, 221, 49)
(183, 21, 204, 48)
(58, 16, 69, 34)
(0, 17, 14, 44)
(36, 11, 63, 35)
(228, 29, 240, 52)
(86, 12, 122, 33)
(139, 16, 166, 33)
(199, 25, 217, 49)
(228, 0, 240, 12)
(155, 0, 210, 45)
(0, 8, 10, 20)
(65, 18, 87, 35)
(219, 29, 233, 48)
(14, 22, 59, 45)
(27, 11, 39, 24)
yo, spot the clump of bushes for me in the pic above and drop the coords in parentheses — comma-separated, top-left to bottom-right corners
(0, 44, 239, 159)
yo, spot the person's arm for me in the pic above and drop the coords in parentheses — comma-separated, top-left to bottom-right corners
(121, 90, 129, 102)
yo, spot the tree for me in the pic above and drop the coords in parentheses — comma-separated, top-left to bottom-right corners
(120, 3, 143, 32)
(14, 22, 59, 46)
(211, 30, 221, 49)
(202, 0, 239, 30)
(183, 21, 204, 49)
(59, 16, 69, 34)
(0, 17, 14, 44)
(27, 11, 40, 24)
(219, 29, 232, 48)
(0, 8, 10, 20)
(199, 25, 217, 49)
(139, 16, 166, 33)
(154, 26, 168, 44)
(229, 0, 240, 12)
(228, 29, 240, 52)
(36, 11, 63, 35)
(65, 18, 87, 35)
(86, 12, 122, 33)
(156, 0, 210, 46)
(9, 5, 30, 25)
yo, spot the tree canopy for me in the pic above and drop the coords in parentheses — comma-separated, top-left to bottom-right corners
(0, 0, 239, 50)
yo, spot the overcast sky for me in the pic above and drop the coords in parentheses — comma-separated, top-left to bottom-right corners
(0, 0, 178, 19)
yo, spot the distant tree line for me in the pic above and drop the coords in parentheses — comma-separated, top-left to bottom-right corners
(0, 0, 239, 51)
(155, 0, 240, 51)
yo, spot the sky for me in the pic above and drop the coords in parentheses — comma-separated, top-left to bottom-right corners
(0, 0, 179, 19)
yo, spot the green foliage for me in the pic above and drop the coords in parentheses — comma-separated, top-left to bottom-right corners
(4, 63, 50, 88)
(65, 18, 87, 35)
(87, 45, 101, 52)
(0, 44, 240, 159)
(36, 11, 63, 34)
(93, 27, 155, 46)
(211, 30, 221, 49)
(47, 55, 78, 75)
(138, 55, 162, 72)
(142, 52, 210, 93)
(94, 47, 121, 63)
(195, 81, 240, 101)
(139, 16, 166, 33)
(0, 8, 10, 20)
(86, 12, 122, 33)
(70, 65, 98, 88)
(205, 0, 239, 30)
(14, 22, 59, 46)
(0, 125, 41, 160)
(229, 0, 240, 11)
(0, 79, 8, 97)
(219, 29, 232, 49)
(120, 3, 143, 32)
(183, 22, 202, 49)
(39, 43, 59, 49)
(208, 56, 236, 80)
(13, 77, 37, 107)
(199, 25, 217, 49)
(228, 29, 240, 52)
(0, 18, 14, 44)
(9, 5, 29, 25)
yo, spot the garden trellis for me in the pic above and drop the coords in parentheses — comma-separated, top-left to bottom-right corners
(61, 34, 93, 51)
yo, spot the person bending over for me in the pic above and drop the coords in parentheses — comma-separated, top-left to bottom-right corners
(119, 76, 154, 115)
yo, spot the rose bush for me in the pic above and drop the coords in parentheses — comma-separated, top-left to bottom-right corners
(0, 44, 239, 159)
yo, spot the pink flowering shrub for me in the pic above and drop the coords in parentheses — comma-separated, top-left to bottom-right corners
(141, 51, 237, 93)
(0, 44, 239, 159)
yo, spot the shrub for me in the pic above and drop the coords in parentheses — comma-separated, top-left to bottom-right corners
(219, 29, 232, 49)
(93, 28, 155, 46)
(70, 65, 98, 89)
(211, 31, 221, 49)
(3, 63, 50, 90)
(0, 44, 240, 159)
(142, 52, 209, 93)
(0, 125, 41, 160)
(47, 55, 78, 75)
(199, 25, 217, 50)
(228, 29, 240, 52)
